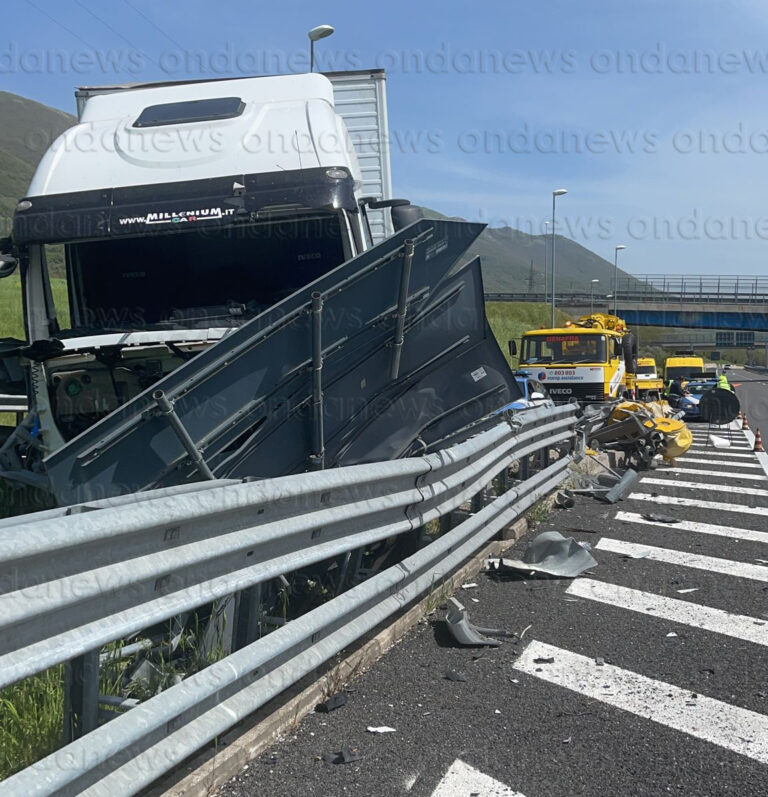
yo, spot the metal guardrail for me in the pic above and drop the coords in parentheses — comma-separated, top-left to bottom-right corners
(486, 276, 768, 307)
(618, 275, 768, 304)
(0, 403, 578, 796)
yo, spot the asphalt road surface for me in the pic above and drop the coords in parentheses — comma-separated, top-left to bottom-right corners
(218, 423, 768, 797)
(733, 368, 768, 436)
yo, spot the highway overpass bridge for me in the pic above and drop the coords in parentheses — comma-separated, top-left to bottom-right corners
(486, 275, 768, 330)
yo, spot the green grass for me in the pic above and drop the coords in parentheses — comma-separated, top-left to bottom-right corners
(0, 666, 63, 780)
(485, 301, 572, 369)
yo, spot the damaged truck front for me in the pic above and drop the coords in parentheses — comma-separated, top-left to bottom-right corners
(0, 71, 522, 505)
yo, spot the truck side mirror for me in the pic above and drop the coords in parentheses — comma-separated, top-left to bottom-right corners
(507, 340, 517, 357)
(0, 255, 17, 279)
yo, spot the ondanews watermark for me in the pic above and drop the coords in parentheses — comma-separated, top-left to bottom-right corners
(3, 42, 768, 77)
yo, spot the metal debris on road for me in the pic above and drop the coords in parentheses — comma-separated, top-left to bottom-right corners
(676, 588, 699, 594)
(444, 597, 510, 647)
(642, 513, 680, 523)
(666, 632, 679, 638)
(461, 582, 479, 589)
(315, 693, 348, 713)
(486, 531, 598, 578)
(322, 745, 362, 765)
(366, 726, 396, 734)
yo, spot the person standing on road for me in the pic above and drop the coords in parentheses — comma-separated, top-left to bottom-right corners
(664, 376, 685, 408)
(717, 372, 732, 391)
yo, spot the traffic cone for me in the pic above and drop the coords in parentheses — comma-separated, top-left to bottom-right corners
(755, 429, 765, 453)
(743, 414, 750, 431)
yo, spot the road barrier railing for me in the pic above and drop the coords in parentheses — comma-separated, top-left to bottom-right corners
(0, 403, 578, 796)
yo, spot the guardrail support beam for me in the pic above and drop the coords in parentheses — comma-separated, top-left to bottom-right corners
(389, 239, 416, 380)
(309, 292, 325, 471)
(64, 649, 99, 742)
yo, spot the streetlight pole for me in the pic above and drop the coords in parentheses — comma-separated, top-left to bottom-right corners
(543, 221, 549, 303)
(551, 188, 567, 327)
(613, 244, 626, 316)
(308, 25, 335, 72)
(590, 279, 599, 315)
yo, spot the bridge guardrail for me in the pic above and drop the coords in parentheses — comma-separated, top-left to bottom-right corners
(0, 403, 579, 796)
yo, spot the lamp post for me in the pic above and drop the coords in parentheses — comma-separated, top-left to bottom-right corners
(550, 189, 567, 327)
(543, 220, 549, 303)
(308, 25, 335, 72)
(590, 279, 599, 314)
(613, 244, 626, 315)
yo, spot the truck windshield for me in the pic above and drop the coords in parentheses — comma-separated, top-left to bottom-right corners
(521, 334, 607, 365)
(65, 212, 347, 330)
(636, 364, 656, 375)
(665, 366, 698, 380)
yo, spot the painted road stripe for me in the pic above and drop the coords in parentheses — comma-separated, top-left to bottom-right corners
(431, 759, 524, 797)
(640, 477, 768, 497)
(687, 444, 752, 452)
(514, 640, 768, 764)
(660, 468, 767, 481)
(615, 510, 768, 544)
(596, 538, 768, 582)
(567, 579, 768, 646)
(677, 457, 764, 470)
(628, 492, 768, 517)
(686, 447, 755, 457)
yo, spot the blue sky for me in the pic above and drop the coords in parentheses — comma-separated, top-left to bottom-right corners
(5, 0, 768, 275)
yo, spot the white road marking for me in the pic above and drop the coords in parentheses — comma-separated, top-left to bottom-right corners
(688, 438, 752, 453)
(659, 468, 767, 481)
(640, 477, 768, 497)
(514, 640, 768, 764)
(615, 511, 768, 544)
(596, 538, 768, 582)
(685, 448, 756, 458)
(628, 492, 768, 516)
(431, 759, 524, 797)
(676, 457, 764, 470)
(567, 579, 768, 646)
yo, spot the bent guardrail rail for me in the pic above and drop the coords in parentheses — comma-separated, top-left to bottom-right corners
(0, 403, 578, 796)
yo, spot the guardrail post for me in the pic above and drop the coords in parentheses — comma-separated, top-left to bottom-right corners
(308, 292, 326, 471)
(390, 239, 416, 380)
(232, 584, 263, 650)
(64, 649, 99, 742)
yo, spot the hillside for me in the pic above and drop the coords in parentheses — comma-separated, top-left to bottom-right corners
(0, 90, 631, 293)
(0, 92, 74, 222)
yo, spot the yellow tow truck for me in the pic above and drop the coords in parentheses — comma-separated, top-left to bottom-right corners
(635, 356, 664, 399)
(518, 313, 636, 403)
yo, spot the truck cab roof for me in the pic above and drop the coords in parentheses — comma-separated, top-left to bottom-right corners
(25, 73, 362, 197)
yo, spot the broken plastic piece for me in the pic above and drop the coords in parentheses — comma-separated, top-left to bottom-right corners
(487, 531, 597, 578)
(323, 745, 361, 764)
(444, 670, 468, 682)
(367, 726, 396, 734)
(666, 631, 678, 638)
(709, 434, 731, 448)
(533, 656, 555, 664)
(316, 693, 347, 713)
(444, 597, 506, 647)
(556, 490, 576, 509)
(642, 513, 680, 524)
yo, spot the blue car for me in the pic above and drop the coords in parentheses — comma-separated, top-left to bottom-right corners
(678, 378, 718, 420)
(495, 375, 554, 413)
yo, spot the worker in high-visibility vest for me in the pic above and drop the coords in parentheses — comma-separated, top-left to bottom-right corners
(663, 377, 685, 408)
(717, 372, 732, 391)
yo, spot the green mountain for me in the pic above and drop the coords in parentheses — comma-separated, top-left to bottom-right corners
(0, 90, 632, 294)
(0, 92, 74, 224)
(422, 207, 637, 294)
